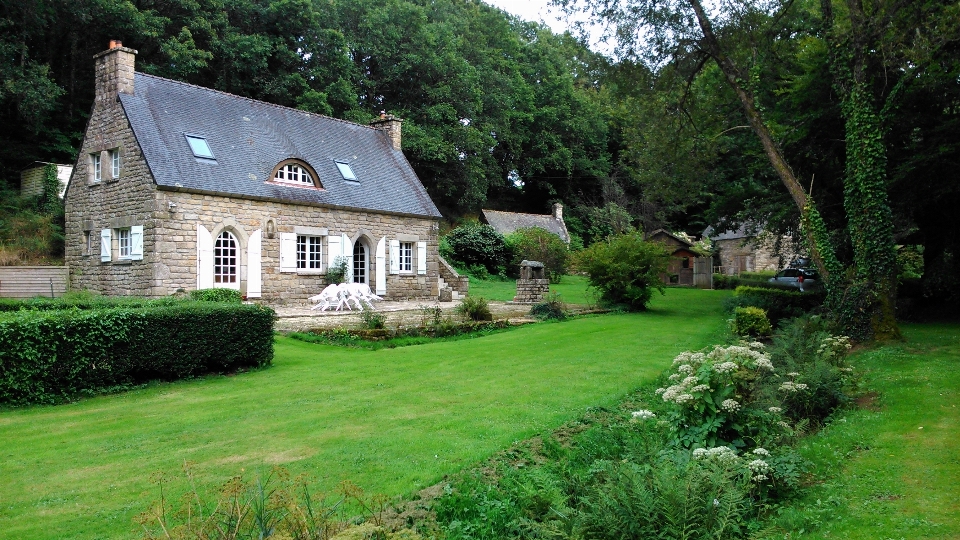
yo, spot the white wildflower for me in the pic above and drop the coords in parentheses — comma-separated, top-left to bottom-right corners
(682, 376, 699, 386)
(747, 459, 770, 473)
(751, 447, 770, 457)
(668, 373, 682, 381)
(720, 399, 741, 412)
(752, 474, 768, 482)
(768, 406, 782, 414)
(715, 361, 739, 373)
(677, 364, 694, 374)
(787, 372, 800, 377)
(655, 387, 666, 395)
(777, 421, 792, 429)
(631, 410, 656, 420)
(690, 384, 710, 393)
(779, 381, 808, 392)
(674, 393, 695, 404)
(692, 448, 708, 458)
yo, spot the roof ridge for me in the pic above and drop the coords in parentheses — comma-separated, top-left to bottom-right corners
(134, 72, 382, 132)
(484, 209, 557, 218)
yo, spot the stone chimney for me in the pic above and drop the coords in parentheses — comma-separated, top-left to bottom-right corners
(553, 202, 563, 221)
(93, 40, 137, 105)
(370, 112, 402, 151)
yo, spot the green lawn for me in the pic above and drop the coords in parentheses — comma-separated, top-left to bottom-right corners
(467, 274, 600, 304)
(0, 288, 730, 539)
(763, 322, 960, 538)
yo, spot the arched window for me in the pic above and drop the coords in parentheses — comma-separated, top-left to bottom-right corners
(271, 159, 320, 188)
(214, 231, 239, 286)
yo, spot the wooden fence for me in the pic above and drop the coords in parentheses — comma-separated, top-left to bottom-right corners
(0, 266, 69, 298)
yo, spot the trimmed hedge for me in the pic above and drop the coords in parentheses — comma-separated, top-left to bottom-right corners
(0, 302, 276, 405)
(0, 295, 182, 313)
(724, 286, 824, 326)
(190, 288, 243, 302)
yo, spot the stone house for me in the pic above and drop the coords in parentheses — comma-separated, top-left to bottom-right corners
(704, 224, 789, 275)
(481, 204, 570, 244)
(64, 41, 461, 302)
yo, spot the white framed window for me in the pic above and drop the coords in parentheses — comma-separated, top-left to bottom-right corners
(399, 241, 413, 273)
(117, 228, 131, 259)
(296, 235, 323, 269)
(214, 231, 239, 285)
(274, 161, 315, 186)
(91, 153, 102, 183)
(110, 149, 121, 178)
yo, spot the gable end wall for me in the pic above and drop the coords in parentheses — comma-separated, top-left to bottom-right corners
(64, 91, 158, 296)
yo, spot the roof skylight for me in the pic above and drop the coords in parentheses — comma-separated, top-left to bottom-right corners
(185, 135, 215, 159)
(336, 161, 357, 181)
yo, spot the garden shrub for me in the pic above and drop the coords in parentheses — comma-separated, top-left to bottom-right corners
(189, 288, 242, 302)
(444, 223, 510, 276)
(573, 231, 670, 311)
(731, 306, 772, 337)
(359, 309, 386, 330)
(0, 302, 275, 405)
(725, 286, 824, 325)
(455, 295, 492, 321)
(530, 292, 566, 321)
(327, 255, 349, 284)
(762, 316, 855, 424)
(504, 227, 569, 283)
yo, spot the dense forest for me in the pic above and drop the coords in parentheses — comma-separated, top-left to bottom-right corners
(1, 0, 958, 309)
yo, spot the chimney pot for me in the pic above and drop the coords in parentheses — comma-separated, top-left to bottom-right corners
(553, 202, 563, 221)
(110, 40, 122, 49)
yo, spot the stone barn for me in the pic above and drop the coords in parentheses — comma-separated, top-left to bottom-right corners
(64, 41, 463, 302)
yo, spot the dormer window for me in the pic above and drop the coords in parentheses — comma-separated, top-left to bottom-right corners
(270, 159, 321, 188)
(185, 134, 215, 160)
(336, 161, 358, 182)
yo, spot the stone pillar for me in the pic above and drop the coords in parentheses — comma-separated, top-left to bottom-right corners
(513, 260, 550, 304)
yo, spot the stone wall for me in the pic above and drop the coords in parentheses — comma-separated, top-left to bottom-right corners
(153, 190, 439, 302)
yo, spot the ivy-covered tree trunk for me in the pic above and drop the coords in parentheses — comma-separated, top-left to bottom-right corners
(822, 0, 901, 340)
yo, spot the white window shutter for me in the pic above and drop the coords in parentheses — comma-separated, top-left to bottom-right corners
(279, 232, 296, 273)
(247, 229, 262, 298)
(342, 233, 353, 282)
(327, 234, 341, 272)
(130, 225, 144, 260)
(196, 224, 214, 289)
(389, 239, 400, 274)
(376, 237, 387, 295)
(417, 241, 427, 275)
(100, 229, 112, 262)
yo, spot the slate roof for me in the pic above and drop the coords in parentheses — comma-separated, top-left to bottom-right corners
(647, 229, 694, 247)
(481, 209, 569, 243)
(119, 73, 441, 218)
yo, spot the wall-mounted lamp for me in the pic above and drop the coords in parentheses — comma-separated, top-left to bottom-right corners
(265, 219, 276, 239)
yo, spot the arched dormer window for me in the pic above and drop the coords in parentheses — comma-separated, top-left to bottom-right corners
(270, 159, 321, 188)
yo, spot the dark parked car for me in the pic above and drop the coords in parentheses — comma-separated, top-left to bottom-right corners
(769, 268, 820, 292)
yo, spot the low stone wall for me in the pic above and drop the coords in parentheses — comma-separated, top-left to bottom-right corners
(514, 278, 549, 304)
